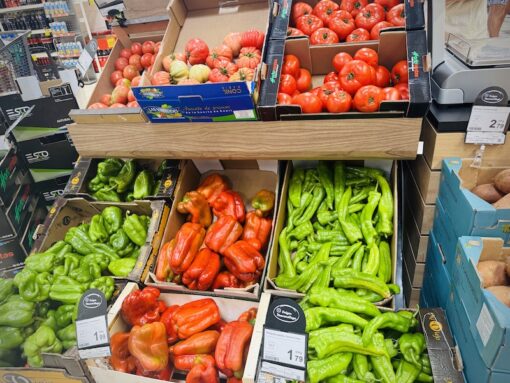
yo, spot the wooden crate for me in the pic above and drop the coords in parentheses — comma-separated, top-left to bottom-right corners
(406, 155, 440, 205)
(404, 167, 435, 235)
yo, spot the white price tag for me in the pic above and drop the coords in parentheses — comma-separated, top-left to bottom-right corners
(467, 106, 510, 133)
(260, 361, 306, 381)
(465, 131, 506, 145)
(78, 346, 111, 359)
(262, 329, 306, 369)
(76, 316, 109, 349)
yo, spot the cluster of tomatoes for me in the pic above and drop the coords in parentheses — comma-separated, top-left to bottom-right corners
(88, 40, 161, 109)
(277, 47, 409, 113)
(289, 0, 405, 44)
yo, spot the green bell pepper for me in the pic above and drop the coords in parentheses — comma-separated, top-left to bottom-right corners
(93, 189, 121, 202)
(53, 253, 81, 277)
(82, 253, 109, 271)
(69, 261, 101, 284)
(90, 276, 115, 300)
(23, 325, 63, 367)
(108, 257, 136, 277)
(24, 251, 56, 273)
(88, 175, 106, 192)
(49, 276, 87, 304)
(133, 170, 154, 200)
(101, 206, 123, 235)
(55, 305, 75, 328)
(41, 309, 59, 331)
(109, 228, 135, 256)
(65, 227, 95, 255)
(97, 158, 124, 182)
(57, 322, 77, 350)
(399, 332, 426, 366)
(35, 301, 51, 317)
(123, 213, 149, 246)
(89, 214, 108, 243)
(0, 326, 24, 350)
(0, 295, 34, 328)
(13, 269, 52, 302)
(109, 159, 136, 193)
(0, 278, 14, 305)
(92, 243, 120, 261)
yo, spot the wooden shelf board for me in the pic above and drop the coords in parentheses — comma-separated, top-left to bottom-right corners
(69, 118, 422, 160)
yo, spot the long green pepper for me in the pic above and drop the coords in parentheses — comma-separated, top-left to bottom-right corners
(318, 161, 334, 210)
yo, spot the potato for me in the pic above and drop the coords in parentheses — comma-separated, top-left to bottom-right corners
(477, 260, 508, 287)
(493, 193, 510, 209)
(486, 286, 510, 308)
(471, 183, 504, 203)
(494, 169, 510, 194)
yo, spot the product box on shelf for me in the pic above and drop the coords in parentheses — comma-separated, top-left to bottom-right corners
(132, 0, 282, 123)
(86, 282, 265, 383)
(6, 183, 38, 239)
(451, 236, 510, 372)
(407, 154, 440, 205)
(0, 148, 28, 207)
(447, 283, 510, 383)
(264, 160, 398, 304)
(403, 225, 424, 288)
(20, 198, 48, 255)
(145, 159, 280, 300)
(258, 28, 430, 120)
(31, 169, 73, 206)
(438, 158, 510, 243)
(64, 157, 181, 202)
(31, 197, 170, 282)
(404, 195, 428, 263)
(404, 165, 434, 235)
(431, 197, 459, 273)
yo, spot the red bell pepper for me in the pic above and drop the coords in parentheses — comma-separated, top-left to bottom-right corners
(121, 286, 165, 326)
(215, 320, 254, 378)
(174, 354, 216, 371)
(170, 330, 220, 356)
(136, 363, 172, 380)
(209, 318, 228, 333)
(227, 378, 243, 383)
(223, 240, 265, 283)
(241, 211, 272, 251)
(172, 298, 221, 339)
(160, 304, 180, 344)
(187, 362, 219, 383)
(109, 332, 136, 373)
(204, 215, 243, 254)
(177, 191, 213, 227)
(182, 248, 221, 291)
(156, 239, 175, 282)
(212, 271, 241, 290)
(128, 322, 168, 372)
(212, 191, 246, 223)
(197, 173, 229, 205)
(251, 189, 275, 217)
(170, 222, 206, 275)
(238, 307, 257, 324)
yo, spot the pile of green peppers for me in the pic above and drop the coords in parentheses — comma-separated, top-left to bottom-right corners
(302, 287, 434, 383)
(87, 158, 167, 202)
(275, 161, 397, 301)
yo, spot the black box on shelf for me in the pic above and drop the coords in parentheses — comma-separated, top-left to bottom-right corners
(0, 148, 28, 207)
(6, 183, 37, 240)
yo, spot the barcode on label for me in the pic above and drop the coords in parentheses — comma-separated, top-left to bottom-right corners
(234, 109, 255, 119)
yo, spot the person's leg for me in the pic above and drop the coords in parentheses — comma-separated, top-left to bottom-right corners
(488, 0, 509, 37)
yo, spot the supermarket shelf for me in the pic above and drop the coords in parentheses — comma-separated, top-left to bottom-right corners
(0, 3, 44, 14)
(30, 28, 51, 35)
(68, 118, 422, 160)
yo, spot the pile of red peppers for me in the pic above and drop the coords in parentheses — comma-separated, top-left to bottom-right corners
(156, 173, 275, 291)
(110, 286, 257, 382)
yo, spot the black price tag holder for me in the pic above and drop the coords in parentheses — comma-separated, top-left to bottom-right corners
(75, 289, 111, 359)
(259, 298, 308, 383)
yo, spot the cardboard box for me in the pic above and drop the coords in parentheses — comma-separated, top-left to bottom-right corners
(438, 158, 510, 243)
(86, 282, 264, 383)
(31, 169, 73, 207)
(403, 228, 424, 288)
(0, 148, 28, 207)
(402, 254, 421, 307)
(145, 160, 280, 300)
(0, 237, 27, 271)
(0, 368, 90, 383)
(264, 160, 398, 304)
(21, 199, 48, 255)
(404, 196, 428, 263)
(404, 167, 435, 235)
(447, 283, 510, 382)
(431, 197, 460, 274)
(64, 157, 180, 202)
(32, 197, 170, 282)
(406, 155, 440, 205)
(258, 29, 430, 120)
(6, 183, 37, 239)
(133, 0, 280, 123)
(452, 236, 510, 372)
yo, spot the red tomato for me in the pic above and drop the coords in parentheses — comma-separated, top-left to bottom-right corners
(332, 52, 353, 73)
(241, 29, 265, 49)
(296, 68, 312, 92)
(141, 53, 153, 69)
(292, 92, 323, 113)
(391, 60, 408, 84)
(375, 0, 401, 12)
(355, 3, 386, 31)
(278, 92, 293, 105)
(123, 65, 139, 81)
(114, 57, 129, 71)
(292, 2, 313, 25)
(287, 27, 305, 37)
(394, 82, 409, 99)
(382, 87, 401, 100)
(120, 48, 132, 59)
(129, 54, 143, 71)
(370, 21, 394, 40)
(339, 60, 374, 95)
(387, 3, 405, 27)
(151, 71, 171, 85)
(88, 102, 108, 109)
(328, 12, 356, 41)
(131, 42, 143, 55)
(340, 0, 368, 17)
(282, 54, 301, 78)
(346, 28, 370, 42)
(310, 28, 339, 45)
(353, 85, 384, 112)
(116, 78, 131, 88)
(329, 9, 354, 21)
(324, 72, 339, 84)
(110, 103, 127, 108)
(374, 65, 391, 87)
(128, 89, 136, 102)
(142, 41, 155, 54)
(354, 48, 379, 67)
(99, 94, 112, 106)
(296, 14, 324, 36)
(310, 87, 321, 97)
(127, 100, 139, 108)
(279, 74, 298, 95)
(313, 0, 339, 25)
(185, 38, 210, 65)
(131, 76, 142, 87)
(110, 70, 124, 86)
(317, 81, 342, 109)
(326, 90, 353, 113)
(154, 42, 161, 55)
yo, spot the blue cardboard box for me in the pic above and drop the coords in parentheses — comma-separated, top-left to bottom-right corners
(453, 236, 510, 372)
(431, 197, 459, 275)
(420, 230, 452, 309)
(447, 283, 510, 382)
(438, 158, 510, 244)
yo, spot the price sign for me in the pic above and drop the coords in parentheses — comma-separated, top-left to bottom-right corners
(76, 316, 109, 348)
(260, 361, 306, 382)
(76, 289, 110, 359)
(262, 328, 307, 369)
